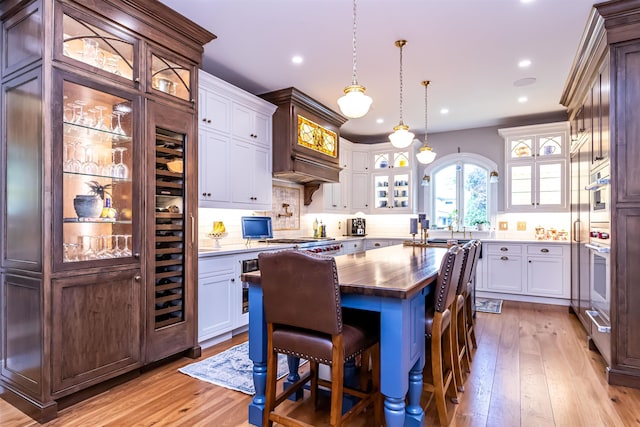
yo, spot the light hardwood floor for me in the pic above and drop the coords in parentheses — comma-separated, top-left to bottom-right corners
(1, 301, 640, 426)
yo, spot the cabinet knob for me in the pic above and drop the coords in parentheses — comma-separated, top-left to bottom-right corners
(541, 248, 549, 253)
(134, 275, 141, 281)
(207, 119, 211, 123)
(374, 243, 381, 247)
(191, 98, 196, 103)
(134, 253, 140, 259)
(231, 278, 235, 282)
(134, 77, 140, 83)
(202, 118, 207, 122)
(500, 256, 509, 260)
(500, 247, 508, 251)
(528, 260, 532, 263)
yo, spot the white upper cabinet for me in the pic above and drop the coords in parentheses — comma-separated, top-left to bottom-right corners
(198, 70, 276, 210)
(499, 122, 570, 212)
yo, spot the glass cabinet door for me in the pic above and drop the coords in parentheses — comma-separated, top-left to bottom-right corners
(150, 51, 193, 102)
(60, 8, 137, 82)
(374, 175, 390, 208)
(58, 78, 137, 269)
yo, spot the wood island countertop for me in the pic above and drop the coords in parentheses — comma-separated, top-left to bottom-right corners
(241, 244, 447, 300)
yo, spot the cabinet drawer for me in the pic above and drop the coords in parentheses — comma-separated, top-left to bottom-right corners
(199, 256, 235, 276)
(366, 239, 389, 250)
(526, 244, 563, 256)
(486, 243, 522, 255)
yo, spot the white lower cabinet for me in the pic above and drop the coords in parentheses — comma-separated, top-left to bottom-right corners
(365, 238, 404, 251)
(341, 239, 365, 255)
(482, 242, 569, 301)
(198, 256, 235, 342)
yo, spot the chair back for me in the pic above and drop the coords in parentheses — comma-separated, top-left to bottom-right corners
(468, 240, 481, 279)
(456, 242, 476, 294)
(433, 246, 465, 313)
(258, 250, 342, 335)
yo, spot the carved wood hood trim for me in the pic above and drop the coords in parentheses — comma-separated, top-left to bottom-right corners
(260, 87, 348, 205)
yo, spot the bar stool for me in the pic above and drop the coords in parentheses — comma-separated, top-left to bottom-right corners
(464, 240, 481, 354)
(451, 242, 477, 391)
(422, 246, 465, 426)
(258, 250, 382, 427)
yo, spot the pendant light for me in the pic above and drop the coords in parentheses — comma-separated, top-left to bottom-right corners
(416, 80, 437, 164)
(389, 40, 414, 149)
(337, 0, 372, 118)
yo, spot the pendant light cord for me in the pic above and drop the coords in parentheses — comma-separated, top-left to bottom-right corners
(424, 80, 430, 145)
(398, 41, 405, 125)
(351, 0, 358, 85)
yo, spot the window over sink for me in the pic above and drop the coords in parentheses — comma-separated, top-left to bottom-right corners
(422, 153, 497, 229)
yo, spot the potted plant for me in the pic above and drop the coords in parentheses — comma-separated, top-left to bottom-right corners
(472, 219, 490, 231)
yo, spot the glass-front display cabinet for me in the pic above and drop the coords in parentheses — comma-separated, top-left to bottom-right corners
(57, 78, 137, 269)
(371, 148, 413, 212)
(500, 123, 569, 212)
(0, 0, 214, 422)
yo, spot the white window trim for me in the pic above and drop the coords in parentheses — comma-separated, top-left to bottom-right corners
(422, 152, 498, 226)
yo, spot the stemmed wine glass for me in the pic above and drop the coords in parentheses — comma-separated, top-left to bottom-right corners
(112, 235, 123, 258)
(82, 145, 99, 175)
(112, 111, 127, 136)
(74, 100, 88, 126)
(94, 105, 111, 131)
(98, 235, 115, 259)
(115, 147, 129, 179)
(122, 235, 132, 257)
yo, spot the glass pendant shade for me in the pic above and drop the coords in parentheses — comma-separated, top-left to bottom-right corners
(338, 85, 372, 118)
(389, 124, 414, 148)
(416, 146, 436, 164)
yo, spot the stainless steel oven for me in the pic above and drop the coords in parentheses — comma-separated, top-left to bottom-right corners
(585, 223, 611, 364)
(587, 163, 610, 224)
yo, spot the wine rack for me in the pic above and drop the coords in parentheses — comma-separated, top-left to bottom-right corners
(154, 128, 186, 328)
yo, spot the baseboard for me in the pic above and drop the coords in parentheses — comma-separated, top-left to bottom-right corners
(0, 382, 58, 423)
(198, 331, 233, 349)
(607, 367, 640, 389)
(476, 291, 570, 306)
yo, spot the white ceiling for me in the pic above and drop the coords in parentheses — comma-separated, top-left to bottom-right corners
(158, 0, 595, 143)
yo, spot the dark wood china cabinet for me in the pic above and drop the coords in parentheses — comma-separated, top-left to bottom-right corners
(0, 0, 214, 421)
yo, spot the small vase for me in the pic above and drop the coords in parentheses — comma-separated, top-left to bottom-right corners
(73, 195, 102, 218)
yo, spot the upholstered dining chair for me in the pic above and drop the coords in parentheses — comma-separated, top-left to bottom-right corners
(422, 245, 465, 426)
(451, 242, 477, 392)
(258, 250, 382, 427)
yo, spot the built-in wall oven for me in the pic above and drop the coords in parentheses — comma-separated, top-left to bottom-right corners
(587, 163, 610, 223)
(585, 217, 611, 363)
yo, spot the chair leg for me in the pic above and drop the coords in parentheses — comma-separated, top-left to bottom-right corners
(451, 296, 467, 392)
(431, 311, 458, 427)
(465, 291, 478, 352)
(370, 343, 383, 427)
(264, 327, 278, 427)
(310, 361, 319, 409)
(330, 335, 345, 427)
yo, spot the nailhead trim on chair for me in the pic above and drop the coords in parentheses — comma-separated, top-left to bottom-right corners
(434, 249, 456, 312)
(302, 251, 343, 330)
(274, 347, 367, 365)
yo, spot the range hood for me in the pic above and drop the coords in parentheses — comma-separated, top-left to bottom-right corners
(260, 88, 348, 205)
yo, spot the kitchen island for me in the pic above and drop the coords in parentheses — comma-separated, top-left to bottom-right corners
(242, 244, 447, 427)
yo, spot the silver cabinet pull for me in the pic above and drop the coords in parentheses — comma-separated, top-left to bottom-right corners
(586, 310, 611, 333)
(541, 248, 549, 253)
(500, 247, 508, 251)
(500, 256, 508, 260)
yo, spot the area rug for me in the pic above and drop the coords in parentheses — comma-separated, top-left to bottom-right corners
(475, 297, 503, 314)
(179, 341, 306, 395)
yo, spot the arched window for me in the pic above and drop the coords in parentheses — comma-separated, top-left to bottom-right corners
(422, 153, 497, 229)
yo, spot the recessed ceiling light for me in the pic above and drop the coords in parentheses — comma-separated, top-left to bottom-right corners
(376, 118, 384, 124)
(518, 59, 532, 68)
(514, 77, 537, 87)
(440, 108, 449, 114)
(518, 96, 528, 103)
(291, 55, 303, 64)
